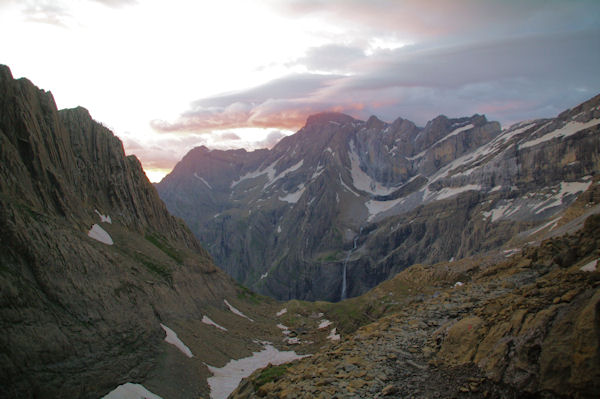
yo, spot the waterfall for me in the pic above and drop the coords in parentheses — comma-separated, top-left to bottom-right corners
(340, 228, 362, 301)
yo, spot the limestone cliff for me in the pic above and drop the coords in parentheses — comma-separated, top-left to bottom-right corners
(157, 93, 600, 302)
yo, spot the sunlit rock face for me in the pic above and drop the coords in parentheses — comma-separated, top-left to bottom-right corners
(157, 91, 600, 302)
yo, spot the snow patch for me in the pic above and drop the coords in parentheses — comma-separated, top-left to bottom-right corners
(366, 197, 406, 221)
(276, 308, 287, 317)
(580, 259, 598, 272)
(519, 118, 600, 149)
(160, 324, 193, 358)
(265, 160, 304, 188)
(327, 328, 340, 342)
(483, 201, 521, 223)
(339, 175, 360, 197)
(202, 316, 228, 332)
(224, 299, 253, 322)
(454, 282, 464, 287)
(277, 225, 282, 233)
(87, 224, 113, 245)
(206, 343, 309, 399)
(529, 217, 562, 236)
(102, 383, 163, 399)
(277, 323, 291, 335)
(279, 185, 306, 204)
(194, 172, 213, 189)
(348, 141, 396, 195)
(318, 319, 332, 329)
(231, 158, 281, 188)
(260, 272, 269, 280)
(432, 184, 482, 200)
(94, 209, 112, 223)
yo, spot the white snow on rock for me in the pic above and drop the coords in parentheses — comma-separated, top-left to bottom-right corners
(277, 323, 291, 335)
(580, 259, 598, 272)
(483, 201, 521, 223)
(279, 185, 306, 204)
(532, 179, 592, 215)
(454, 281, 464, 287)
(194, 172, 213, 189)
(519, 118, 600, 149)
(160, 324, 193, 358)
(284, 337, 300, 345)
(265, 160, 304, 188)
(202, 316, 228, 332)
(231, 158, 281, 188)
(224, 299, 254, 322)
(339, 175, 360, 197)
(529, 217, 562, 236)
(432, 184, 482, 201)
(503, 248, 521, 257)
(327, 328, 340, 342)
(366, 197, 406, 221)
(407, 124, 475, 161)
(318, 319, 332, 329)
(348, 141, 396, 196)
(102, 382, 163, 399)
(206, 343, 309, 399)
(87, 224, 113, 245)
(260, 272, 269, 280)
(276, 308, 287, 317)
(94, 209, 112, 223)
(432, 123, 474, 147)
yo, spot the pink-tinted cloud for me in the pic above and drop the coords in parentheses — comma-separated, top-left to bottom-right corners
(152, 27, 600, 134)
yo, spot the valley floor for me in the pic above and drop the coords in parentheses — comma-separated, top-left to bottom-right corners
(229, 215, 600, 398)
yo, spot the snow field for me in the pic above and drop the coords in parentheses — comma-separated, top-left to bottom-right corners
(87, 224, 113, 245)
(160, 324, 193, 358)
(224, 299, 254, 322)
(206, 344, 309, 399)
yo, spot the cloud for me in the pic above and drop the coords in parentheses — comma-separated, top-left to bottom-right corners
(19, 0, 72, 27)
(218, 132, 242, 141)
(12, 0, 137, 27)
(153, 27, 600, 131)
(91, 0, 137, 7)
(294, 44, 366, 73)
(270, 0, 600, 42)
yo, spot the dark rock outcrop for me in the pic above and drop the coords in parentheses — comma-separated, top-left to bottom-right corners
(0, 65, 237, 398)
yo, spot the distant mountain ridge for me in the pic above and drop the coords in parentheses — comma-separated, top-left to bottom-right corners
(157, 93, 600, 301)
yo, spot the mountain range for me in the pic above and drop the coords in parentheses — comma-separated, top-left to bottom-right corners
(157, 94, 600, 301)
(1, 64, 599, 399)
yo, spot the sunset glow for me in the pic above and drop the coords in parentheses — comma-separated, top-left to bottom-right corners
(1, 0, 598, 181)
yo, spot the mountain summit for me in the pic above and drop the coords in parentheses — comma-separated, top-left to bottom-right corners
(157, 94, 600, 301)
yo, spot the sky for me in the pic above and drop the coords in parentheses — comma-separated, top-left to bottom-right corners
(1, 0, 599, 182)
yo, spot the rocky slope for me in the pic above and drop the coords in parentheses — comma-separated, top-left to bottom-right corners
(156, 94, 600, 301)
(229, 192, 600, 398)
(0, 65, 300, 399)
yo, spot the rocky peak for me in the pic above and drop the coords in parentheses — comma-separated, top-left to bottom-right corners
(305, 112, 356, 127)
(365, 115, 386, 130)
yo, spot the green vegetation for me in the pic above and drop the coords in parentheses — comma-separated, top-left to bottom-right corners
(133, 251, 172, 283)
(236, 283, 266, 304)
(253, 364, 291, 389)
(145, 233, 183, 264)
(316, 250, 342, 263)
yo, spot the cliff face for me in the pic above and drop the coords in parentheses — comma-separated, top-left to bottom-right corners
(0, 65, 238, 398)
(157, 92, 600, 302)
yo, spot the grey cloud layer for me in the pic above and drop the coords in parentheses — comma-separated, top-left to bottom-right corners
(154, 27, 600, 132)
